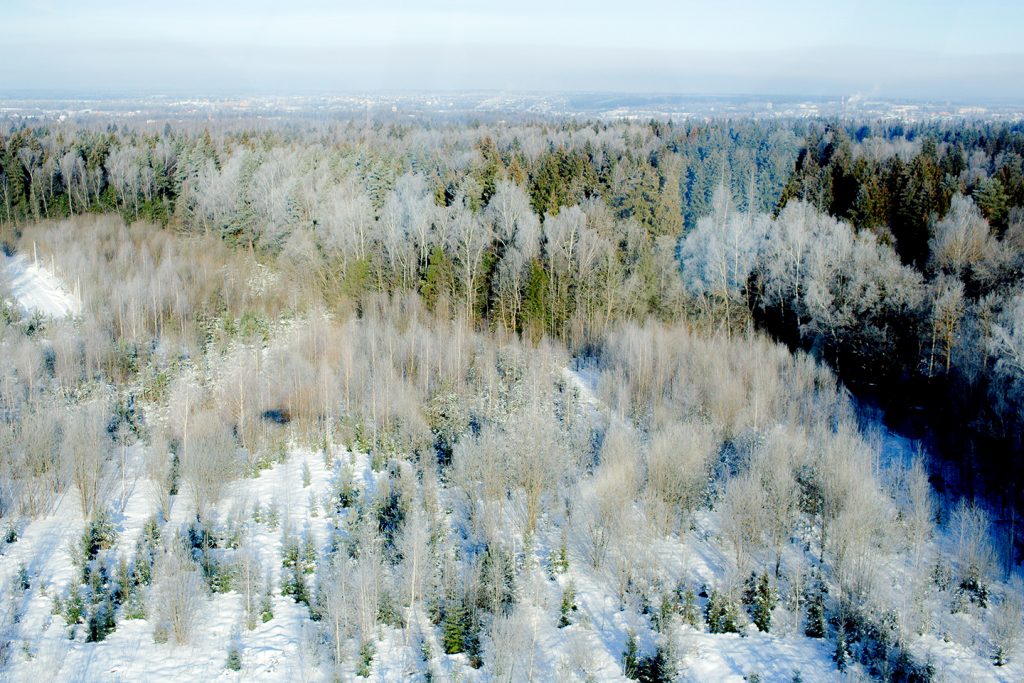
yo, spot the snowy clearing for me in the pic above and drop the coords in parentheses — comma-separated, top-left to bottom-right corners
(2, 253, 81, 319)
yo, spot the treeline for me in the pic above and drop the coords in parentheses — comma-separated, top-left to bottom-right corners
(681, 120, 1024, 503)
(779, 121, 1024, 270)
(0, 120, 797, 345)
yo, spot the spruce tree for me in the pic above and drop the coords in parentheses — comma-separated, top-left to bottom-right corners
(356, 642, 374, 677)
(637, 644, 675, 683)
(680, 588, 700, 629)
(752, 573, 776, 633)
(834, 625, 849, 672)
(260, 571, 274, 623)
(805, 589, 826, 638)
(442, 600, 466, 654)
(226, 641, 242, 671)
(622, 629, 640, 679)
(706, 589, 739, 634)
(558, 581, 578, 628)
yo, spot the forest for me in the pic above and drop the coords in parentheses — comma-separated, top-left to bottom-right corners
(1, 116, 1023, 681)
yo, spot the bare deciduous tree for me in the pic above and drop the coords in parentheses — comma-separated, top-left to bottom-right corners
(991, 575, 1024, 666)
(64, 398, 112, 518)
(153, 538, 205, 645)
(181, 411, 239, 516)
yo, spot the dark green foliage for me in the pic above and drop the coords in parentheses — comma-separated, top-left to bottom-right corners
(464, 621, 483, 669)
(834, 625, 849, 671)
(184, 518, 236, 593)
(679, 587, 700, 629)
(356, 641, 374, 677)
(226, 641, 242, 671)
(521, 260, 548, 340)
(637, 644, 675, 683)
(377, 590, 405, 629)
(58, 510, 128, 641)
(974, 177, 1009, 229)
(763, 120, 1024, 491)
(420, 245, 455, 311)
(331, 464, 359, 511)
(76, 509, 118, 576)
(57, 561, 121, 642)
(60, 583, 85, 628)
(134, 517, 161, 586)
(478, 544, 517, 617)
(548, 536, 569, 576)
(957, 572, 989, 609)
(931, 560, 953, 591)
(623, 629, 640, 679)
(750, 573, 776, 633)
(300, 534, 317, 574)
(652, 593, 675, 633)
(122, 582, 146, 621)
(279, 527, 315, 605)
(442, 599, 467, 654)
(528, 145, 598, 217)
(705, 589, 740, 634)
(87, 597, 117, 643)
(374, 479, 406, 560)
(260, 571, 275, 623)
(805, 581, 827, 639)
(558, 581, 578, 628)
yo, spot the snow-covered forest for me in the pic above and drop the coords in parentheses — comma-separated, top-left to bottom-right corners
(1, 118, 1024, 681)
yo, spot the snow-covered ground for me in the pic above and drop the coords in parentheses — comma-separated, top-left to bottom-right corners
(0, 356, 1019, 681)
(0, 443, 391, 681)
(2, 253, 81, 318)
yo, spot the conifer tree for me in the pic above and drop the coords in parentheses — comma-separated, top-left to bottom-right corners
(442, 599, 466, 654)
(805, 584, 826, 638)
(706, 589, 739, 634)
(622, 629, 640, 679)
(558, 581, 578, 628)
(834, 625, 849, 671)
(752, 573, 776, 633)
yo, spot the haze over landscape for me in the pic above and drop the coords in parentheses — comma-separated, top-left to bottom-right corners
(5, 0, 1024, 99)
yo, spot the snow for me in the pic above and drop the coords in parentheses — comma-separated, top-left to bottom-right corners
(0, 357, 1020, 681)
(2, 253, 81, 319)
(0, 445, 346, 681)
(675, 628, 837, 682)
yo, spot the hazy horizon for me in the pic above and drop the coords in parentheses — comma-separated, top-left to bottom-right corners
(4, 1, 1024, 101)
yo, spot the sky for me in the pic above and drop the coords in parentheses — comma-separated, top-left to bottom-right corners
(3, 0, 1023, 100)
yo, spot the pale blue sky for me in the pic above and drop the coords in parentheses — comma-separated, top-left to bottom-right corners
(4, 0, 1023, 99)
